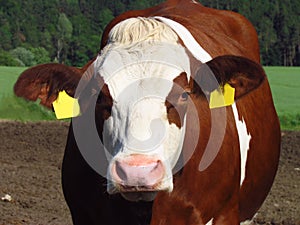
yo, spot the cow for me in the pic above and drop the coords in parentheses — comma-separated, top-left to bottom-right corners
(14, 0, 281, 224)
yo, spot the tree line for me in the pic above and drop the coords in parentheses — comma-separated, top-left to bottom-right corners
(0, 0, 299, 67)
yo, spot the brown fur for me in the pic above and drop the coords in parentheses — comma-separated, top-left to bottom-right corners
(13, 1, 280, 224)
(14, 59, 95, 109)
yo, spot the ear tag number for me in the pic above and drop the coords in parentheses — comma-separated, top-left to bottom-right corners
(53, 90, 81, 119)
(209, 83, 235, 109)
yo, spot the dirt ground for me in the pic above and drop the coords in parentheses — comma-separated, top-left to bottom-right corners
(0, 121, 299, 225)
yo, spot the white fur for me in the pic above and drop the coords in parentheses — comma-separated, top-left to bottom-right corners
(109, 17, 179, 47)
(240, 213, 257, 225)
(102, 63, 187, 193)
(94, 18, 191, 192)
(154, 16, 212, 63)
(206, 219, 213, 225)
(232, 103, 252, 186)
(240, 220, 253, 225)
(206, 218, 253, 224)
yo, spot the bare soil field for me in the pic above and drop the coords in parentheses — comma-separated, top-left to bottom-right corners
(0, 121, 299, 225)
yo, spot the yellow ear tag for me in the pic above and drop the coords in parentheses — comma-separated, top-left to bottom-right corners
(209, 83, 235, 109)
(52, 90, 80, 119)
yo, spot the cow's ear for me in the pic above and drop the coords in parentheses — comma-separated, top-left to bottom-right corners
(192, 55, 266, 100)
(14, 62, 93, 109)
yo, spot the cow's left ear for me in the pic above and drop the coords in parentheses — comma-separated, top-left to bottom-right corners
(192, 55, 266, 100)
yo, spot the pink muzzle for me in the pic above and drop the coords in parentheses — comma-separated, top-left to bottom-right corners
(110, 154, 165, 192)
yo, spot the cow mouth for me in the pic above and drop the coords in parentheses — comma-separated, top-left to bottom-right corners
(116, 184, 160, 201)
(120, 191, 158, 202)
(107, 154, 174, 200)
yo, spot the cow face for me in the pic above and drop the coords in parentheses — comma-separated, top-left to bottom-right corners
(66, 18, 197, 202)
(72, 18, 198, 201)
(89, 43, 192, 201)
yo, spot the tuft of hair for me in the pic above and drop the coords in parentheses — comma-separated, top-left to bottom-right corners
(108, 17, 178, 47)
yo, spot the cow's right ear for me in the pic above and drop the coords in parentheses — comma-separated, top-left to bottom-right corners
(192, 55, 266, 101)
(14, 61, 94, 109)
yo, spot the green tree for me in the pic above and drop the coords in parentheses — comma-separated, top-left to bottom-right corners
(0, 23, 13, 50)
(0, 50, 20, 66)
(9, 47, 36, 66)
(30, 47, 51, 64)
(0, 0, 299, 66)
(98, 8, 114, 30)
(56, 13, 73, 63)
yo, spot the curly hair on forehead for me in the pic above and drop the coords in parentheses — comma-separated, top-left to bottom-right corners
(108, 17, 179, 48)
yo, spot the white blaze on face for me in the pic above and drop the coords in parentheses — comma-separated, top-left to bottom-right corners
(92, 17, 196, 192)
(94, 43, 191, 192)
(102, 63, 185, 164)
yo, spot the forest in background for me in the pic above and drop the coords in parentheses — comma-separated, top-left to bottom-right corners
(0, 0, 299, 67)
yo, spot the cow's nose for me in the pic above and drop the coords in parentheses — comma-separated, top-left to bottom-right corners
(111, 155, 164, 189)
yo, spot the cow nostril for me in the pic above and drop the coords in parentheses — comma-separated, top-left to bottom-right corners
(152, 160, 161, 171)
(151, 160, 162, 174)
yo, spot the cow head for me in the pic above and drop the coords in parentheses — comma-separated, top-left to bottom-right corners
(74, 18, 194, 201)
(14, 17, 265, 202)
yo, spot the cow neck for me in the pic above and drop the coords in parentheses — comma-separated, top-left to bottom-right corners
(154, 16, 212, 63)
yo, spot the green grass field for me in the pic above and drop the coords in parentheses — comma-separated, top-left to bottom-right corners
(0, 66, 299, 130)
(264, 67, 300, 130)
(0, 66, 56, 121)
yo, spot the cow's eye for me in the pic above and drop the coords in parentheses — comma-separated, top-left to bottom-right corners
(180, 91, 190, 101)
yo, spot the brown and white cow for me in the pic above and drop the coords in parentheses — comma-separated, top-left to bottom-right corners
(14, 0, 280, 224)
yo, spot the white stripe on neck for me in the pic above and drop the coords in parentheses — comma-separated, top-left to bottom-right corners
(232, 103, 252, 186)
(154, 16, 212, 63)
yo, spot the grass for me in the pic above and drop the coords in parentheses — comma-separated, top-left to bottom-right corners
(0, 66, 299, 130)
(0, 66, 25, 95)
(264, 67, 300, 130)
(264, 67, 300, 115)
(0, 66, 56, 121)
